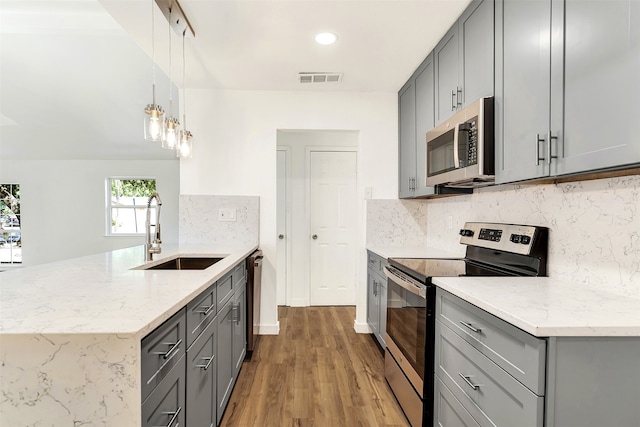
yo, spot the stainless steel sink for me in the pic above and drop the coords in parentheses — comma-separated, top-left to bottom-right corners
(144, 257, 225, 270)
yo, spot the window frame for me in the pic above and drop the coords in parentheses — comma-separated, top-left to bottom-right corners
(0, 183, 22, 267)
(105, 177, 158, 237)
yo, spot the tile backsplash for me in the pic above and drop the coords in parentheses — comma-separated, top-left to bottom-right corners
(179, 195, 259, 248)
(366, 199, 428, 246)
(368, 175, 639, 297)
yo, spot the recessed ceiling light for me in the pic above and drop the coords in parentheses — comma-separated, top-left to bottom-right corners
(315, 32, 337, 45)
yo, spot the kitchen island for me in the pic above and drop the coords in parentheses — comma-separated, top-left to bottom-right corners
(0, 243, 257, 426)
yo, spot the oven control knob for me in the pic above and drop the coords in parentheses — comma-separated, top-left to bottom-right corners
(510, 234, 521, 243)
(520, 235, 531, 245)
(459, 229, 474, 237)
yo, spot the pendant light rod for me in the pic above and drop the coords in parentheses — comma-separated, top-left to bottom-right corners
(155, 0, 195, 38)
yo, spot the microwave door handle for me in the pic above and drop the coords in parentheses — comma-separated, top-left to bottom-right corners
(453, 124, 460, 168)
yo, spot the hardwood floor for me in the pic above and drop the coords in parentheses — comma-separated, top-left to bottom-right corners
(219, 306, 411, 427)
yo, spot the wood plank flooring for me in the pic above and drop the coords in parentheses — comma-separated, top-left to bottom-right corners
(219, 306, 411, 427)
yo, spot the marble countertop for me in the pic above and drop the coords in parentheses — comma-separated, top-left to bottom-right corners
(0, 243, 258, 338)
(367, 244, 465, 260)
(433, 276, 640, 337)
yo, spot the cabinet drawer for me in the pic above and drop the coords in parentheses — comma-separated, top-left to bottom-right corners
(186, 315, 217, 427)
(437, 289, 546, 394)
(434, 375, 480, 427)
(435, 320, 544, 427)
(367, 251, 387, 277)
(233, 261, 246, 285)
(141, 308, 187, 401)
(142, 354, 186, 427)
(186, 283, 216, 349)
(216, 271, 234, 309)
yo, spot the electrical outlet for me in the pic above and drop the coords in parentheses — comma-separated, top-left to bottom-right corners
(218, 208, 237, 222)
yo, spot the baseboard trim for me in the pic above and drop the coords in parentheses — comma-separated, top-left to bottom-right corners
(354, 320, 372, 334)
(288, 298, 308, 307)
(258, 321, 280, 335)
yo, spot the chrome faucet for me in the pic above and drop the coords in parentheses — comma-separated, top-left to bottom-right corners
(144, 192, 162, 261)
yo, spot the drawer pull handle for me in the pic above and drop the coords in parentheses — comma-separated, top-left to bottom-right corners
(161, 406, 182, 427)
(460, 321, 481, 333)
(196, 355, 215, 371)
(161, 339, 183, 360)
(195, 304, 215, 316)
(459, 373, 480, 390)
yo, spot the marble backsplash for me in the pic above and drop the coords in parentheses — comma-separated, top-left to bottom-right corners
(426, 175, 640, 297)
(366, 199, 428, 246)
(367, 175, 639, 297)
(179, 195, 259, 247)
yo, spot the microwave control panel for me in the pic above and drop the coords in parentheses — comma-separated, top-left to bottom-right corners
(459, 117, 478, 167)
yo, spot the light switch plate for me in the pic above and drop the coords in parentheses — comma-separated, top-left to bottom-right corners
(218, 208, 237, 222)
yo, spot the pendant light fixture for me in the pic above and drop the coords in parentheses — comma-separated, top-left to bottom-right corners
(177, 32, 193, 158)
(161, 5, 180, 150)
(144, 0, 164, 141)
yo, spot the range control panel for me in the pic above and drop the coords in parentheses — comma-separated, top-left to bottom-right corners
(459, 222, 544, 255)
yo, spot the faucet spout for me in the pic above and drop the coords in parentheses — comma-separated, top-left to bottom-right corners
(145, 192, 163, 261)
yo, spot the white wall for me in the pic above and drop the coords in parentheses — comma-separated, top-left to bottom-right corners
(0, 159, 179, 267)
(180, 89, 398, 333)
(277, 130, 359, 307)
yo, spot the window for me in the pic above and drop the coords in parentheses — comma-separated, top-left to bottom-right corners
(107, 178, 157, 235)
(0, 184, 21, 265)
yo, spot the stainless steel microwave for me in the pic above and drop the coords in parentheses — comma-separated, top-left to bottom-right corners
(425, 97, 495, 188)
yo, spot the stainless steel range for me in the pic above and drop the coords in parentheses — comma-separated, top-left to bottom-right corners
(383, 222, 549, 427)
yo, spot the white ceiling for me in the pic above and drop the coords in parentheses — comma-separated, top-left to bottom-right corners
(1, 0, 471, 160)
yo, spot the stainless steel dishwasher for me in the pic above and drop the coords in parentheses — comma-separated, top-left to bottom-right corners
(246, 249, 262, 358)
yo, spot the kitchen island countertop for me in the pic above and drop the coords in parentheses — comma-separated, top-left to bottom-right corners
(433, 276, 640, 337)
(0, 243, 257, 426)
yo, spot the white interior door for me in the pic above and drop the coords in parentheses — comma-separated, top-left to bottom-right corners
(276, 149, 288, 306)
(309, 150, 357, 305)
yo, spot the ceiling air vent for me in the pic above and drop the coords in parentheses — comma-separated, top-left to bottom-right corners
(298, 72, 343, 84)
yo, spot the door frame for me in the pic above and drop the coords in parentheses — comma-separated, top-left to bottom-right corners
(277, 146, 293, 306)
(305, 146, 359, 305)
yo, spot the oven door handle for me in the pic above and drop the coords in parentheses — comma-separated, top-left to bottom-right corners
(383, 266, 426, 299)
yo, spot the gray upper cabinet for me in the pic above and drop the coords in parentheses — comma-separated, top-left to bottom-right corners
(435, 0, 494, 124)
(399, 53, 436, 199)
(435, 24, 460, 124)
(496, 0, 640, 184)
(398, 79, 417, 198)
(551, 0, 640, 176)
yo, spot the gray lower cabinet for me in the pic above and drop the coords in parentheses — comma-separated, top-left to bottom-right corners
(435, 288, 640, 427)
(495, 0, 640, 184)
(366, 251, 387, 347)
(141, 258, 248, 427)
(186, 315, 217, 427)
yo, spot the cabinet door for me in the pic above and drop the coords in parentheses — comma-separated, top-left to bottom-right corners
(216, 299, 234, 425)
(142, 355, 186, 427)
(187, 318, 216, 427)
(232, 282, 247, 377)
(459, 0, 494, 107)
(399, 79, 417, 198)
(551, 0, 640, 176)
(495, 0, 552, 183)
(434, 376, 481, 427)
(377, 279, 388, 347)
(435, 24, 460, 124)
(366, 271, 380, 338)
(414, 53, 436, 197)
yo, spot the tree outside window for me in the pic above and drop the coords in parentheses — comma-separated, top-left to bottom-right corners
(107, 178, 157, 235)
(0, 184, 21, 265)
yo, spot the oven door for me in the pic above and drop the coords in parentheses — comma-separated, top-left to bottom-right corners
(384, 265, 428, 394)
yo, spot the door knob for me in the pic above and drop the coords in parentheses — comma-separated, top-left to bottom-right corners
(278, 234, 284, 240)
(312, 234, 318, 240)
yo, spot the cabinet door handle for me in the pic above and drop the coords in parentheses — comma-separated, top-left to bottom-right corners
(458, 373, 480, 390)
(459, 321, 481, 333)
(536, 134, 545, 166)
(196, 355, 215, 371)
(456, 86, 463, 108)
(232, 303, 241, 324)
(161, 406, 182, 427)
(195, 304, 215, 316)
(373, 280, 378, 297)
(548, 131, 558, 165)
(451, 89, 457, 111)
